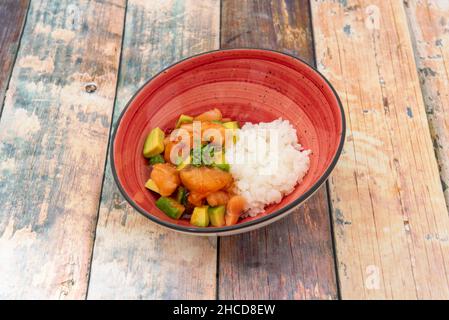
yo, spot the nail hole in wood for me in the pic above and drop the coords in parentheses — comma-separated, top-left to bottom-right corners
(85, 82, 97, 93)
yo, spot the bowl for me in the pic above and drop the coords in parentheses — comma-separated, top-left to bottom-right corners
(111, 49, 345, 236)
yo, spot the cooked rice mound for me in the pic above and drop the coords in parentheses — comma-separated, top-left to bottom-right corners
(226, 119, 311, 217)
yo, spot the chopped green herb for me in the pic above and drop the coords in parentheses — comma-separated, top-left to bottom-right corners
(149, 154, 165, 165)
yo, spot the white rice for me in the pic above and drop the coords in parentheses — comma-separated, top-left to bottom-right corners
(226, 118, 311, 217)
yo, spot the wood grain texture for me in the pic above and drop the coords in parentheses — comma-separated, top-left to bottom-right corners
(219, 0, 338, 300)
(0, 0, 125, 299)
(0, 0, 29, 113)
(404, 0, 449, 208)
(87, 0, 220, 299)
(311, 0, 449, 299)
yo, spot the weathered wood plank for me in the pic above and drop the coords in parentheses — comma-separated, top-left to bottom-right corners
(218, 0, 338, 300)
(0, 0, 29, 113)
(87, 0, 220, 299)
(405, 0, 449, 208)
(0, 0, 125, 299)
(311, 0, 449, 299)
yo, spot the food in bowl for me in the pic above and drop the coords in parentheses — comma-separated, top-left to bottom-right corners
(143, 108, 311, 227)
(227, 118, 311, 217)
(111, 49, 345, 235)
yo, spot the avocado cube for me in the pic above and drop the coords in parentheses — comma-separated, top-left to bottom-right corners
(222, 122, 239, 143)
(190, 206, 210, 227)
(156, 197, 185, 220)
(175, 114, 194, 128)
(222, 121, 239, 129)
(145, 179, 160, 194)
(175, 186, 187, 205)
(212, 151, 230, 171)
(143, 127, 165, 158)
(208, 206, 226, 227)
(176, 155, 191, 171)
(212, 163, 230, 172)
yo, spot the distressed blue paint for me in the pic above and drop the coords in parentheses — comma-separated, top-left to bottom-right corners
(0, 0, 125, 299)
(343, 24, 351, 35)
(339, 0, 348, 7)
(406, 107, 413, 118)
(335, 208, 351, 226)
(87, 0, 219, 300)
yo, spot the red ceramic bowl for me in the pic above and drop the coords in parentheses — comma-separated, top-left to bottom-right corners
(111, 49, 345, 236)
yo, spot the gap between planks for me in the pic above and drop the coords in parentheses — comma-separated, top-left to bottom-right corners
(85, 0, 130, 299)
(0, 0, 30, 115)
(404, 0, 449, 210)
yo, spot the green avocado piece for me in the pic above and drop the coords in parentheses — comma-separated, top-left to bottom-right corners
(144, 179, 160, 194)
(212, 163, 230, 172)
(175, 186, 187, 205)
(222, 122, 239, 143)
(208, 206, 226, 227)
(222, 121, 239, 129)
(212, 151, 230, 171)
(190, 206, 210, 227)
(149, 154, 165, 165)
(143, 127, 165, 158)
(175, 114, 194, 128)
(156, 197, 185, 220)
(176, 155, 191, 170)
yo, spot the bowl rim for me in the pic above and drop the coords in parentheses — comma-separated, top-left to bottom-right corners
(110, 48, 346, 234)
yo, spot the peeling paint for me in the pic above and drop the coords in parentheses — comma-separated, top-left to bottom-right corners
(51, 28, 76, 42)
(365, 5, 380, 30)
(87, 0, 220, 300)
(0, 108, 41, 140)
(338, 0, 348, 7)
(419, 67, 437, 77)
(18, 55, 55, 74)
(0, 158, 16, 174)
(0, 0, 126, 299)
(335, 208, 352, 226)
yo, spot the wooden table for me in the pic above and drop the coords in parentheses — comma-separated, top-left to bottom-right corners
(1, 0, 448, 300)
